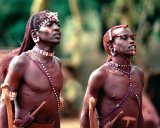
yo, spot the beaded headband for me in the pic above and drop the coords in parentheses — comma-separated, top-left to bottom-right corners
(32, 12, 59, 32)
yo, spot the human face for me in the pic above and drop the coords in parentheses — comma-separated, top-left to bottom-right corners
(112, 27, 136, 58)
(38, 19, 61, 44)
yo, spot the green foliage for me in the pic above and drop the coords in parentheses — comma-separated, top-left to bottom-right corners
(0, 0, 159, 71)
(48, 0, 71, 27)
(0, 0, 32, 47)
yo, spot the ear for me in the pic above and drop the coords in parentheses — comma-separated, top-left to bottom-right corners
(108, 43, 114, 53)
(31, 30, 38, 39)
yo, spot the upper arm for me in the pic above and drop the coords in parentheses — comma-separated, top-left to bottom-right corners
(80, 68, 105, 128)
(135, 67, 144, 127)
(138, 67, 144, 88)
(134, 66, 144, 90)
(83, 68, 105, 110)
(4, 55, 26, 92)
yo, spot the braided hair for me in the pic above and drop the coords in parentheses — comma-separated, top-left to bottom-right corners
(18, 10, 53, 54)
(0, 10, 55, 82)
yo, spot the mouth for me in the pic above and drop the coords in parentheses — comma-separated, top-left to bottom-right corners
(129, 45, 136, 50)
(52, 33, 61, 39)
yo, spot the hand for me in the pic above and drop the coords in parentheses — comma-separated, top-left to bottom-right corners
(13, 125, 18, 128)
(13, 119, 22, 128)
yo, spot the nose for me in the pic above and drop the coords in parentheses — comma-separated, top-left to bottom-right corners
(52, 24, 60, 32)
(129, 38, 135, 44)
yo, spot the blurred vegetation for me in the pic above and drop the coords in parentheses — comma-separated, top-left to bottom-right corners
(0, 0, 160, 115)
(0, 0, 159, 69)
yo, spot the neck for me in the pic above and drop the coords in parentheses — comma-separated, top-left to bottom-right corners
(107, 56, 131, 74)
(111, 56, 131, 66)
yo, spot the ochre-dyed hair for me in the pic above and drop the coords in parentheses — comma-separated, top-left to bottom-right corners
(103, 25, 128, 54)
(18, 10, 53, 54)
(0, 10, 53, 82)
(103, 25, 128, 61)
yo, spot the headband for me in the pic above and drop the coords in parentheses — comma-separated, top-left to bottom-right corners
(32, 12, 59, 31)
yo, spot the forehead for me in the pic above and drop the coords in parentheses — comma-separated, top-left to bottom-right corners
(39, 12, 59, 22)
(112, 27, 133, 35)
(38, 13, 59, 28)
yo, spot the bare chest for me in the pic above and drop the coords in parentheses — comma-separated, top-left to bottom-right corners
(103, 72, 142, 101)
(24, 60, 63, 93)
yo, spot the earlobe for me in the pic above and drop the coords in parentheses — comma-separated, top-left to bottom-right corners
(108, 44, 113, 53)
(108, 44, 116, 56)
(31, 30, 39, 43)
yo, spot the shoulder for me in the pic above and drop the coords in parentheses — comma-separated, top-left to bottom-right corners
(54, 56, 62, 66)
(89, 63, 109, 84)
(132, 65, 144, 76)
(8, 53, 29, 71)
(86, 64, 109, 94)
(132, 65, 144, 86)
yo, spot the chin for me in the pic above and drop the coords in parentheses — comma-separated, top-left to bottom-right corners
(52, 39, 61, 44)
(127, 53, 136, 58)
(132, 51, 136, 56)
(129, 54, 136, 58)
(55, 40, 60, 44)
(129, 51, 136, 56)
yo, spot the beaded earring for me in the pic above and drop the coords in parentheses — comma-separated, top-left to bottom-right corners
(111, 48, 116, 56)
(33, 36, 40, 43)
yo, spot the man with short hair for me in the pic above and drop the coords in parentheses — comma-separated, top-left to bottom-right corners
(80, 25, 144, 128)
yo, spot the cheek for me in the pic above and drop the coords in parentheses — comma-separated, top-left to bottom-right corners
(39, 27, 52, 34)
(116, 43, 125, 50)
(117, 41, 128, 48)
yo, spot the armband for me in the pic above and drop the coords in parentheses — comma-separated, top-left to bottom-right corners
(1, 83, 17, 100)
(1, 91, 17, 100)
(9, 92, 17, 101)
(1, 82, 9, 88)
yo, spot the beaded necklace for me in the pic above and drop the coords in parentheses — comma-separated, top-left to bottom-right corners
(33, 46, 54, 57)
(96, 61, 140, 119)
(109, 61, 140, 106)
(25, 52, 60, 112)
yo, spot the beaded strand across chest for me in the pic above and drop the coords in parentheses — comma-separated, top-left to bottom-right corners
(96, 61, 140, 119)
(25, 52, 60, 112)
(108, 61, 140, 106)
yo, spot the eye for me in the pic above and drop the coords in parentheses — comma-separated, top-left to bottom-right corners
(130, 35, 135, 40)
(45, 21, 52, 27)
(120, 35, 128, 40)
(56, 22, 60, 27)
(45, 21, 60, 27)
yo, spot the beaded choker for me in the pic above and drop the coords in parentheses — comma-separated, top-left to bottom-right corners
(33, 46, 54, 57)
(108, 61, 131, 74)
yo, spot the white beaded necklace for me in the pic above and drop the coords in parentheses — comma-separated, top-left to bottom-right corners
(33, 46, 54, 57)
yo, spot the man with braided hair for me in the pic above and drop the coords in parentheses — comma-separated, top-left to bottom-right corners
(80, 25, 144, 128)
(0, 10, 63, 128)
